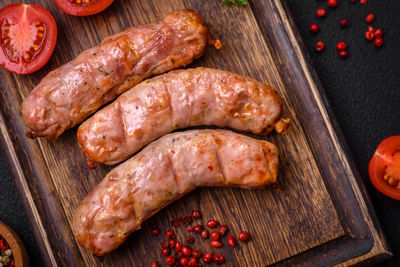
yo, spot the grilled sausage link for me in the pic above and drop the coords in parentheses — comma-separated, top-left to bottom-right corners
(73, 129, 279, 255)
(21, 10, 211, 139)
(78, 67, 284, 165)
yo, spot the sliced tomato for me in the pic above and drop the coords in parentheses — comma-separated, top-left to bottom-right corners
(0, 4, 57, 74)
(53, 0, 114, 16)
(368, 136, 400, 200)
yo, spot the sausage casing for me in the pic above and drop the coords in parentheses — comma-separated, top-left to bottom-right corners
(72, 129, 279, 255)
(78, 67, 283, 165)
(20, 10, 210, 139)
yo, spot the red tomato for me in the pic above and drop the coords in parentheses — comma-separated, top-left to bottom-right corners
(53, 0, 114, 16)
(369, 136, 400, 200)
(0, 3, 57, 74)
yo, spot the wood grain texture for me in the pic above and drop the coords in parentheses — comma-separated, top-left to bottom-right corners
(0, 0, 391, 266)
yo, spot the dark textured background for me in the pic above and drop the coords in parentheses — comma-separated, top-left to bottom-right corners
(0, 0, 399, 266)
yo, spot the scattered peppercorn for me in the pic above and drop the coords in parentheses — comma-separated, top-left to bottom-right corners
(201, 230, 209, 239)
(192, 250, 202, 258)
(210, 240, 223, 248)
(227, 235, 236, 247)
(309, 23, 319, 33)
(182, 245, 192, 257)
(374, 37, 383, 47)
(206, 220, 218, 228)
(218, 225, 228, 236)
(185, 235, 195, 244)
(336, 41, 348, 51)
(175, 241, 182, 251)
(210, 231, 220, 241)
(151, 228, 160, 236)
(165, 255, 176, 266)
(171, 218, 180, 228)
(203, 252, 213, 263)
(327, 0, 338, 8)
(186, 226, 194, 232)
(168, 239, 176, 248)
(161, 248, 171, 256)
(189, 257, 197, 266)
(338, 50, 349, 59)
(193, 224, 204, 234)
(178, 256, 187, 265)
(180, 215, 192, 226)
(150, 261, 159, 267)
(165, 229, 176, 240)
(366, 13, 375, 24)
(214, 254, 225, 264)
(374, 28, 383, 38)
(161, 240, 170, 249)
(191, 210, 201, 219)
(365, 31, 375, 41)
(238, 231, 251, 242)
(339, 18, 350, 28)
(360, 0, 367, 4)
(314, 41, 325, 52)
(316, 8, 327, 18)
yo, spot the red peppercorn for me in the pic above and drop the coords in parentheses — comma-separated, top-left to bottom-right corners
(203, 252, 213, 263)
(182, 245, 192, 256)
(185, 235, 195, 244)
(309, 23, 319, 33)
(316, 8, 327, 18)
(328, 0, 338, 8)
(238, 231, 251, 242)
(227, 235, 236, 247)
(161, 248, 171, 256)
(169, 239, 176, 248)
(181, 215, 192, 226)
(360, 0, 367, 4)
(177, 252, 183, 258)
(192, 250, 202, 258)
(150, 261, 159, 267)
(210, 231, 220, 241)
(151, 228, 160, 236)
(194, 224, 204, 234)
(171, 218, 180, 228)
(339, 18, 350, 28)
(191, 210, 201, 219)
(206, 220, 218, 228)
(365, 31, 375, 41)
(210, 240, 222, 248)
(218, 225, 228, 236)
(374, 28, 384, 38)
(338, 50, 349, 59)
(175, 241, 182, 251)
(186, 226, 194, 232)
(180, 257, 189, 266)
(336, 42, 347, 51)
(314, 41, 325, 52)
(374, 37, 383, 47)
(366, 14, 375, 24)
(165, 229, 176, 240)
(368, 26, 376, 32)
(0, 239, 9, 250)
(10, 259, 15, 267)
(189, 257, 197, 266)
(165, 255, 176, 266)
(214, 254, 225, 264)
(201, 230, 208, 239)
(161, 240, 170, 248)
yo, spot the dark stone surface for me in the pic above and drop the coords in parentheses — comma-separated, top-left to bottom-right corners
(0, 1, 398, 266)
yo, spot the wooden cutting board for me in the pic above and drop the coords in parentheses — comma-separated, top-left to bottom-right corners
(0, 0, 392, 266)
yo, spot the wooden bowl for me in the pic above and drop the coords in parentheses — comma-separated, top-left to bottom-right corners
(0, 222, 29, 267)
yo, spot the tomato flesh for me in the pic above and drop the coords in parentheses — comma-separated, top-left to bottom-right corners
(54, 0, 114, 16)
(0, 4, 57, 74)
(369, 136, 400, 200)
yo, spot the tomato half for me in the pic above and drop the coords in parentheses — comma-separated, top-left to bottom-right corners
(53, 0, 114, 16)
(368, 136, 400, 200)
(0, 4, 57, 75)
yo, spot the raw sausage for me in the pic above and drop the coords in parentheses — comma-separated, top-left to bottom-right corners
(72, 129, 279, 255)
(78, 67, 286, 165)
(21, 10, 212, 139)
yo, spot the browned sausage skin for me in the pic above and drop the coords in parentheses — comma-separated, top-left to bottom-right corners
(72, 129, 279, 255)
(78, 67, 284, 166)
(20, 10, 212, 139)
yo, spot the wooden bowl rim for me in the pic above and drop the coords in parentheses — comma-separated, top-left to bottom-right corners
(0, 221, 29, 267)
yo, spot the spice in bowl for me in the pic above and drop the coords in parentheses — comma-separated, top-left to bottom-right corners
(0, 236, 15, 267)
